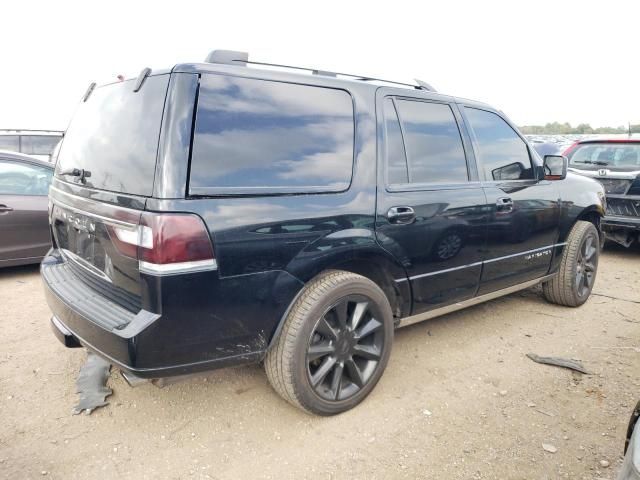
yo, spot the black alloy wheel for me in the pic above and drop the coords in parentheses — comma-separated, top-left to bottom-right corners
(306, 295, 385, 401)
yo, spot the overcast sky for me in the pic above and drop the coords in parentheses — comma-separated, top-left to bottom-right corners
(1, 0, 638, 130)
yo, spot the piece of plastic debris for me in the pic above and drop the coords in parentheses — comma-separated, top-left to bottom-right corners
(72, 351, 112, 415)
(542, 443, 557, 453)
(526, 353, 589, 374)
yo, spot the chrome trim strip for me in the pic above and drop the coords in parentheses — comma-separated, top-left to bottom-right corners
(569, 168, 640, 180)
(51, 199, 138, 230)
(395, 243, 567, 283)
(397, 274, 556, 328)
(50, 186, 140, 229)
(483, 243, 566, 264)
(395, 261, 483, 283)
(139, 259, 218, 276)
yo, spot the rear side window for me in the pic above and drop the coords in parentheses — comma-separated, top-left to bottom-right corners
(0, 161, 52, 195)
(394, 100, 468, 184)
(56, 75, 170, 196)
(189, 75, 354, 194)
(464, 107, 534, 181)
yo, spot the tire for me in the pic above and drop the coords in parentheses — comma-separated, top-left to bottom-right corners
(265, 270, 394, 415)
(543, 221, 600, 307)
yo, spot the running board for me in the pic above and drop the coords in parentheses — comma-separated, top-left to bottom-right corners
(397, 274, 556, 328)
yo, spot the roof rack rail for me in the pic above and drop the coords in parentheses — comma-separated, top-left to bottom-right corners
(204, 50, 437, 92)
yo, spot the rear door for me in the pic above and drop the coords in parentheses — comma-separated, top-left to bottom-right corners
(375, 92, 488, 315)
(0, 159, 53, 263)
(461, 106, 561, 294)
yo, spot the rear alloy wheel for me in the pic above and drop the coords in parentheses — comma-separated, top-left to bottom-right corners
(307, 295, 385, 401)
(543, 220, 600, 307)
(265, 270, 393, 415)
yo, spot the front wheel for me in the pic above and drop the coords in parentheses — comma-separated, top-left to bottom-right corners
(265, 270, 394, 415)
(543, 220, 600, 307)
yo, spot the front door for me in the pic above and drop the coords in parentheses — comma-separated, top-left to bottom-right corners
(461, 106, 561, 294)
(375, 94, 488, 315)
(0, 159, 53, 263)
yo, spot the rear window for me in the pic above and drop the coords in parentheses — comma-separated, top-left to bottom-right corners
(569, 143, 640, 169)
(189, 75, 354, 194)
(56, 75, 169, 196)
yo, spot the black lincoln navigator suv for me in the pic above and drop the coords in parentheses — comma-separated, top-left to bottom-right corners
(43, 50, 606, 415)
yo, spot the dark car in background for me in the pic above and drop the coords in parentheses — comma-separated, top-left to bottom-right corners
(565, 138, 640, 247)
(42, 50, 606, 415)
(0, 151, 54, 267)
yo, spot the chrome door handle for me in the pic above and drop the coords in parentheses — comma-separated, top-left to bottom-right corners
(0, 204, 13, 213)
(387, 206, 415, 224)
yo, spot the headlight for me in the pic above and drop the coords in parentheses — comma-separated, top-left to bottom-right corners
(597, 190, 606, 210)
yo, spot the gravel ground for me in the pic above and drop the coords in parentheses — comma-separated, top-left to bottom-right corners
(0, 244, 638, 480)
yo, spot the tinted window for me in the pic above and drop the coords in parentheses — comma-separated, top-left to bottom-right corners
(56, 75, 169, 196)
(190, 75, 354, 193)
(0, 135, 19, 151)
(395, 100, 467, 184)
(465, 108, 534, 181)
(0, 161, 53, 195)
(384, 98, 408, 184)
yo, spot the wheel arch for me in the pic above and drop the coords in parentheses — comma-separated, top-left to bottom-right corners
(266, 242, 411, 350)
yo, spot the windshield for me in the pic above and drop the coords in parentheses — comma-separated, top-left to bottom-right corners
(568, 143, 640, 170)
(56, 74, 169, 196)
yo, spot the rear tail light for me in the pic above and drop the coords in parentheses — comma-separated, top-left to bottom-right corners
(110, 212, 216, 275)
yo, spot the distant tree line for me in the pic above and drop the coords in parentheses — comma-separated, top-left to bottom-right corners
(519, 122, 640, 135)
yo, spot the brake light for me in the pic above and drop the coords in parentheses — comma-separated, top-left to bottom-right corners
(110, 213, 216, 275)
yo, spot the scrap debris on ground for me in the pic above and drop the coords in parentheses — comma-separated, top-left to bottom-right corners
(526, 352, 590, 374)
(72, 351, 112, 415)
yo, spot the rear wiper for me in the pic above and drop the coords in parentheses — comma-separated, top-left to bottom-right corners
(572, 160, 609, 166)
(59, 168, 91, 180)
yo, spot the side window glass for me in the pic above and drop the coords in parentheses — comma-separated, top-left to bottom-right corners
(384, 98, 408, 184)
(0, 161, 53, 195)
(190, 75, 354, 193)
(464, 108, 534, 181)
(395, 100, 468, 184)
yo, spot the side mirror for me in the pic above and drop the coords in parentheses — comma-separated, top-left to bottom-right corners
(543, 155, 568, 180)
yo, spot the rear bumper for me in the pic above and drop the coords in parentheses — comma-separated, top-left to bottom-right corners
(41, 249, 302, 378)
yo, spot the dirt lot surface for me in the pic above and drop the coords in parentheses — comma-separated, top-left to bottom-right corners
(1, 245, 638, 480)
